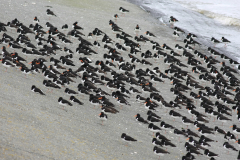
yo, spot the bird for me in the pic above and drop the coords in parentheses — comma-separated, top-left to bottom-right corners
(148, 123, 161, 136)
(0, 58, 15, 71)
(182, 116, 194, 128)
(99, 112, 108, 125)
(185, 145, 203, 155)
(135, 114, 149, 124)
(113, 14, 119, 21)
(200, 135, 214, 143)
(160, 121, 174, 130)
(33, 16, 40, 23)
(72, 22, 83, 30)
(121, 133, 137, 145)
(225, 131, 237, 141)
(223, 142, 238, 152)
(217, 114, 231, 126)
(152, 138, 162, 146)
(119, 7, 129, 16)
(231, 125, 240, 135)
(145, 31, 156, 38)
(169, 16, 178, 27)
(64, 88, 78, 95)
(185, 129, 200, 138)
(221, 37, 230, 45)
(214, 126, 226, 135)
(153, 146, 170, 158)
(70, 96, 83, 105)
(134, 24, 141, 35)
(147, 115, 161, 123)
(156, 132, 171, 141)
(173, 31, 179, 39)
(160, 139, 176, 148)
(31, 85, 45, 95)
(169, 110, 182, 121)
(101, 106, 119, 114)
(174, 129, 187, 140)
(46, 9, 57, 17)
(196, 127, 214, 136)
(211, 37, 221, 45)
(62, 24, 68, 30)
(58, 97, 72, 108)
(147, 110, 161, 119)
(8, 43, 22, 49)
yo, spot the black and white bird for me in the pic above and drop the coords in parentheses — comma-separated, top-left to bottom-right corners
(58, 97, 72, 108)
(31, 85, 45, 95)
(221, 37, 230, 45)
(65, 88, 78, 95)
(148, 123, 161, 135)
(99, 112, 108, 125)
(135, 114, 149, 124)
(223, 142, 238, 152)
(46, 9, 57, 17)
(33, 16, 40, 23)
(121, 133, 137, 144)
(119, 7, 129, 16)
(70, 96, 83, 105)
(153, 146, 170, 158)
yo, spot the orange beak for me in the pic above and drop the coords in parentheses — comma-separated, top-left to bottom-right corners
(235, 141, 238, 143)
(186, 138, 189, 141)
(28, 62, 32, 64)
(230, 126, 233, 128)
(196, 128, 199, 130)
(134, 115, 137, 117)
(7, 45, 9, 48)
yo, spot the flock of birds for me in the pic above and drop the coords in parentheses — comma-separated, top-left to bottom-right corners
(1, 4, 240, 160)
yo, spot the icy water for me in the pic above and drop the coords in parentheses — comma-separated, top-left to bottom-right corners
(128, 0, 240, 63)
